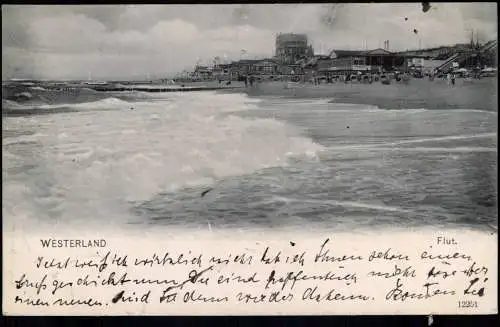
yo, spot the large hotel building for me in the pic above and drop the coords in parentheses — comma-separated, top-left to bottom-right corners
(275, 33, 314, 64)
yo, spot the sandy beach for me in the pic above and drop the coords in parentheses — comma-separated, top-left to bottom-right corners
(222, 77, 497, 111)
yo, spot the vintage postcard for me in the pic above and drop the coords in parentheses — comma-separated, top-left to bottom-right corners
(2, 3, 498, 316)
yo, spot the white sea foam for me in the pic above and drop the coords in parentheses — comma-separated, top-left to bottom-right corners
(40, 97, 133, 110)
(2, 96, 133, 111)
(2, 91, 324, 229)
(29, 86, 48, 91)
(274, 196, 413, 214)
(323, 132, 497, 152)
(367, 146, 497, 153)
(2, 99, 25, 109)
(312, 103, 496, 115)
(380, 133, 497, 146)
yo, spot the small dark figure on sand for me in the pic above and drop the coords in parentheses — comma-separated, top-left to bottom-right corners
(402, 73, 410, 85)
(451, 73, 456, 86)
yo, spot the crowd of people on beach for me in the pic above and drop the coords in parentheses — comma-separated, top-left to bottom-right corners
(446, 72, 456, 86)
(237, 72, 427, 88)
(243, 75, 256, 87)
(228, 65, 494, 90)
(298, 67, 489, 87)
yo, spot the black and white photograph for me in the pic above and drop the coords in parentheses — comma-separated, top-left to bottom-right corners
(2, 3, 499, 317)
(3, 3, 497, 234)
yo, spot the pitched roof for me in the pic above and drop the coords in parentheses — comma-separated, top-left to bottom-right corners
(235, 59, 262, 64)
(303, 56, 334, 67)
(329, 50, 367, 58)
(232, 58, 279, 65)
(254, 60, 278, 65)
(330, 48, 397, 58)
(365, 48, 393, 55)
(313, 55, 331, 59)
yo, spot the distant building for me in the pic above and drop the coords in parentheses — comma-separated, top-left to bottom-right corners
(419, 60, 447, 75)
(479, 40, 498, 67)
(300, 55, 333, 80)
(398, 40, 498, 73)
(323, 48, 405, 75)
(253, 59, 279, 75)
(275, 33, 313, 65)
(395, 43, 479, 60)
(193, 66, 212, 80)
(212, 63, 232, 79)
(278, 64, 303, 76)
(228, 59, 280, 79)
(228, 59, 261, 79)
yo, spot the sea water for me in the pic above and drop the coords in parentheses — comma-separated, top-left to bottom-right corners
(2, 84, 497, 233)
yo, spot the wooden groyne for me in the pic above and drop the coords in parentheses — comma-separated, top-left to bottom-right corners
(89, 86, 243, 93)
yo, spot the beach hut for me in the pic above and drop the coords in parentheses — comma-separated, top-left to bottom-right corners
(453, 67, 469, 77)
(481, 67, 497, 77)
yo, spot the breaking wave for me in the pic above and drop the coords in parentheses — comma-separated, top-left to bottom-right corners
(3, 91, 324, 229)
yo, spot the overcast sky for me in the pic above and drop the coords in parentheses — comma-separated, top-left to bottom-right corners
(2, 3, 497, 80)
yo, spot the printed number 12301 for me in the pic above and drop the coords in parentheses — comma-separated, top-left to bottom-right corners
(458, 300, 478, 308)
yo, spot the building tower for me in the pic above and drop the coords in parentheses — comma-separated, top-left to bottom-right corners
(275, 33, 310, 65)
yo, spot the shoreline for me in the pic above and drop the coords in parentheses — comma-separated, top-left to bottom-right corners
(2, 78, 497, 112)
(219, 78, 498, 111)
